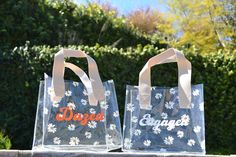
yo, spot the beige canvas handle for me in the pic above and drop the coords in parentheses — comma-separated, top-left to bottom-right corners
(64, 62, 98, 106)
(139, 48, 192, 109)
(52, 49, 105, 105)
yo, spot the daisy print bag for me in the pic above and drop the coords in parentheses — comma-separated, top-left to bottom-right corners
(32, 49, 122, 151)
(123, 48, 205, 154)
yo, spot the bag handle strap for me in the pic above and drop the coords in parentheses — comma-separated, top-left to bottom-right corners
(139, 48, 192, 110)
(52, 49, 105, 105)
(64, 62, 98, 106)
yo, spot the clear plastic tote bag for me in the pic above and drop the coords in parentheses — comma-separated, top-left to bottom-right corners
(123, 48, 205, 154)
(33, 49, 122, 152)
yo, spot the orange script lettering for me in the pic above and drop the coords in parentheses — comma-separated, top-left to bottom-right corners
(56, 107, 104, 125)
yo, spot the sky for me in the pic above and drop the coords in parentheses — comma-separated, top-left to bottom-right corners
(74, 0, 168, 15)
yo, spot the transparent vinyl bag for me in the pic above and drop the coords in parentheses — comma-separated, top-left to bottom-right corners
(123, 48, 205, 154)
(32, 49, 122, 152)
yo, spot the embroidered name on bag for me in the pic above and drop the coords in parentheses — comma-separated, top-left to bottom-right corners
(139, 114, 190, 131)
(56, 107, 104, 125)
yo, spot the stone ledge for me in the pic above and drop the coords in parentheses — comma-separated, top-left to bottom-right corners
(0, 150, 233, 157)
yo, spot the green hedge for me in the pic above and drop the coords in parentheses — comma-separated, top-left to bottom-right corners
(0, 44, 236, 154)
(0, 1, 165, 48)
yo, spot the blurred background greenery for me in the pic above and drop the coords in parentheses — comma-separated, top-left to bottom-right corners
(0, 0, 235, 154)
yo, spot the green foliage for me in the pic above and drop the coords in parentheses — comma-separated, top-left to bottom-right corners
(0, 0, 165, 48)
(0, 0, 58, 47)
(159, 0, 236, 53)
(0, 131, 11, 149)
(0, 44, 235, 154)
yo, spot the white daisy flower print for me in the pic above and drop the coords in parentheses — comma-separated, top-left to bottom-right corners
(100, 101, 109, 109)
(124, 138, 132, 149)
(89, 108, 96, 114)
(161, 112, 168, 119)
(147, 105, 152, 110)
(109, 124, 116, 130)
(187, 139, 195, 146)
(143, 140, 151, 147)
(181, 114, 190, 126)
(53, 103, 59, 108)
(68, 124, 75, 131)
(193, 89, 200, 96)
(81, 99, 87, 106)
(69, 137, 80, 145)
(83, 89, 88, 96)
(53, 137, 61, 145)
(134, 129, 141, 136)
(146, 105, 153, 110)
(153, 127, 161, 134)
(106, 134, 111, 139)
(65, 90, 72, 96)
(48, 123, 56, 133)
(169, 88, 176, 94)
(199, 102, 204, 111)
(113, 111, 119, 117)
(88, 121, 97, 129)
(73, 81, 79, 86)
(165, 101, 174, 109)
(177, 131, 184, 138)
(126, 103, 135, 112)
(67, 102, 76, 110)
(93, 141, 99, 145)
(155, 93, 162, 99)
(164, 136, 174, 145)
(47, 87, 55, 96)
(131, 116, 138, 123)
(194, 126, 201, 133)
(167, 123, 175, 131)
(106, 134, 114, 145)
(105, 90, 111, 96)
(43, 108, 48, 115)
(85, 131, 92, 139)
